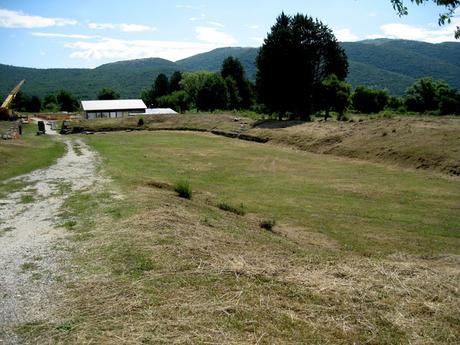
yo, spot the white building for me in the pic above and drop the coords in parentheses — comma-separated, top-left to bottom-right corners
(81, 99, 147, 119)
(130, 108, 177, 116)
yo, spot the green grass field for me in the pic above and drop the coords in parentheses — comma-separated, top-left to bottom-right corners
(86, 131, 459, 256)
(16, 130, 460, 344)
(0, 123, 65, 182)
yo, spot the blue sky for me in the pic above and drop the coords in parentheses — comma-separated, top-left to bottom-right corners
(0, 0, 458, 68)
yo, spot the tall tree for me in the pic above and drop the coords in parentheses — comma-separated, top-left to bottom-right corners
(11, 93, 42, 112)
(43, 94, 59, 112)
(391, 0, 460, 38)
(221, 57, 253, 108)
(142, 73, 170, 107)
(256, 13, 348, 120)
(154, 74, 170, 99)
(196, 74, 228, 111)
(11, 92, 28, 112)
(169, 71, 183, 93)
(180, 71, 215, 106)
(97, 88, 120, 100)
(28, 96, 42, 112)
(321, 75, 351, 120)
(224, 76, 242, 110)
(404, 77, 460, 114)
(405, 77, 440, 112)
(57, 90, 79, 112)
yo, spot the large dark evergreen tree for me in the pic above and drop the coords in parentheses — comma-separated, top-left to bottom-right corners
(153, 74, 170, 99)
(142, 73, 170, 107)
(256, 13, 348, 120)
(169, 71, 183, 93)
(221, 57, 253, 109)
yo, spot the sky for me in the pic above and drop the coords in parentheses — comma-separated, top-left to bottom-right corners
(0, 0, 458, 68)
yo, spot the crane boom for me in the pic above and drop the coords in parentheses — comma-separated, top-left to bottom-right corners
(1, 80, 26, 109)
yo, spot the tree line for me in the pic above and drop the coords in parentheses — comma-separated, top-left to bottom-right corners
(138, 13, 460, 118)
(140, 56, 254, 113)
(11, 88, 121, 113)
(10, 9, 460, 118)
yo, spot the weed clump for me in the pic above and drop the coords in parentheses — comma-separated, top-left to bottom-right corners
(218, 202, 246, 216)
(174, 180, 192, 199)
(260, 219, 276, 231)
(137, 117, 144, 126)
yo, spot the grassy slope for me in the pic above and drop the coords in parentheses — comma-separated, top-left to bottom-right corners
(89, 131, 459, 255)
(74, 114, 460, 176)
(25, 131, 459, 344)
(0, 123, 65, 182)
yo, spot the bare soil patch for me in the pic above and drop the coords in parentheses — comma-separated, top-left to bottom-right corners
(0, 138, 105, 344)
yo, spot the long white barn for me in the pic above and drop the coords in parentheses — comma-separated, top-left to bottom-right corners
(81, 99, 147, 119)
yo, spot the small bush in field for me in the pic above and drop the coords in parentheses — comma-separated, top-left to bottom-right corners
(260, 219, 276, 231)
(137, 117, 144, 126)
(174, 180, 192, 199)
(218, 202, 246, 216)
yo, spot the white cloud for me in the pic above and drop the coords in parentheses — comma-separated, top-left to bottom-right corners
(88, 22, 156, 32)
(195, 26, 237, 45)
(120, 23, 156, 32)
(208, 21, 224, 28)
(367, 17, 460, 43)
(0, 7, 77, 28)
(365, 34, 385, 40)
(64, 37, 222, 61)
(39, 51, 46, 56)
(334, 28, 359, 42)
(189, 17, 198, 21)
(249, 25, 260, 30)
(32, 32, 95, 39)
(88, 23, 116, 30)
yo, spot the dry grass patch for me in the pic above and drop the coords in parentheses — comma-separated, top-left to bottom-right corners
(23, 185, 460, 344)
(248, 116, 460, 176)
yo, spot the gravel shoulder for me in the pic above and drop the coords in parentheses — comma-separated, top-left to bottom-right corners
(0, 137, 104, 344)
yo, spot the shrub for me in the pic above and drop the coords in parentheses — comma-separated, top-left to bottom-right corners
(137, 117, 144, 126)
(157, 90, 191, 113)
(337, 113, 349, 121)
(174, 180, 192, 199)
(352, 86, 388, 113)
(260, 219, 276, 231)
(218, 202, 246, 216)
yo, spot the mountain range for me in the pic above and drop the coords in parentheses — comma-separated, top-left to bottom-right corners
(1, 38, 459, 101)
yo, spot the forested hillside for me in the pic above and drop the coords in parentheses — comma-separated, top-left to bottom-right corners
(1, 39, 459, 100)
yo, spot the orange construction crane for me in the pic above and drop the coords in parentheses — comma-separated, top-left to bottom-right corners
(0, 80, 26, 120)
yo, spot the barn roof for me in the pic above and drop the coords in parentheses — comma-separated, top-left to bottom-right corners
(145, 108, 177, 115)
(81, 99, 146, 111)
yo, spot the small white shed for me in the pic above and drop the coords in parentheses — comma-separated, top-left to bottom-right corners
(131, 108, 178, 116)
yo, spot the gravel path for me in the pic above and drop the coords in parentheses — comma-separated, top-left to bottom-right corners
(0, 138, 104, 344)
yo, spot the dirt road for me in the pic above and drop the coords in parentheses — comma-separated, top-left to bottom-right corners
(0, 137, 104, 344)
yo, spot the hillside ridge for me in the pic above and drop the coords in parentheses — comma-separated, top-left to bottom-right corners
(1, 39, 459, 99)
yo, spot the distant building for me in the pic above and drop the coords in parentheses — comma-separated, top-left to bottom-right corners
(81, 99, 146, 119)
(129, 108, 177, 116)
